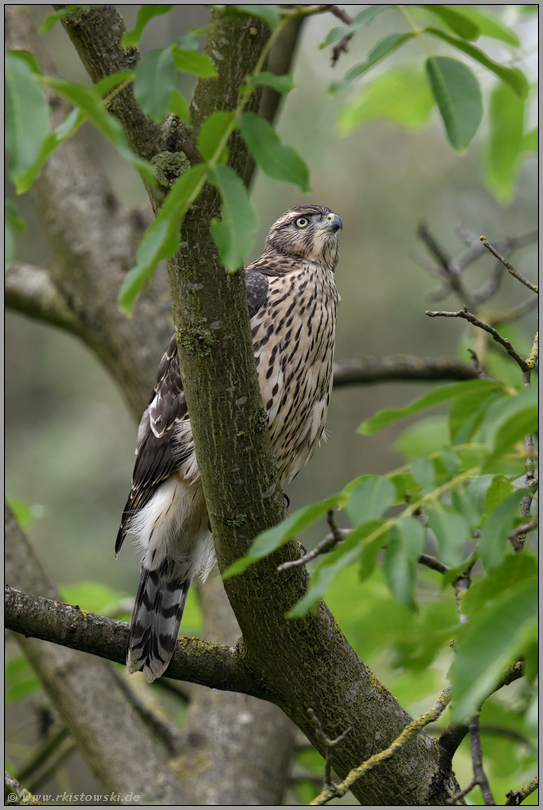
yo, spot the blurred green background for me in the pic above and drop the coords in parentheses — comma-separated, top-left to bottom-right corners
(6, 5, 538, 804)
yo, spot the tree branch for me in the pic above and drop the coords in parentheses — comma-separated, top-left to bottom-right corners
(333, 355, 478, 386)
(5, 507, 186, 804)
(426, 307, 530, 372)
(5, 262, 81, 335)
(5, 585, 265, 702)
(505, 776, 538, 806)
(480, 237, 538, 294)
(310, 687, 453, 805)
(53, 4, 170, 164)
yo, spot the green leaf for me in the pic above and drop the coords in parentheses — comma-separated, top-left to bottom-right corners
(383, 516, 425, 610)
(5, 655, 42, 703)
(427, 507, 470, 568)
(482, 476, 515, 522)
(462, 553, 537, 617)
(449, 6, 519, 47)
(330, 34, 414, 94)
(238, 112, 310, 192)
(388, 471, 422, 504)
(93, 69, 134, 97)
(347, 476, 396, 525)
(450, 577, 537, 723)
(419, 5, 479, 40)
(168, 88, 190, 123)
(252, 71, 295, 94)
(233, 5, 280, 30)
(14, 107, 87, 194)
(44, 77, 156, 187)
(321, 5, 391, 48)
(337, 67, 434, 134)
(477, 488, 530, 572)
(449, 386, 498, 443)
(59, 581, 130, 615)
(171, 46, 218, 78)
(175, 32, 202, 51)
(450, 485, 482, 532)
(198, 111, 235, 161)
(120, 5, 173, 47)
(523, 127, 538, 152)
(5, 53, 50, 185)
(208, 164, 259, 272)
(481, 387, 538, 466)
(425, 56, 482, 151)
(397, 416, 450, 460)
(7, 49, 43, 76)
(6, 495, 35, 529)
(425, 29, 528, 98)
(358, 379, 500, 435)
(359, 520, 390, 580)
(222, 494, 341, 579)
(485, 81, 525, 202)
(119, 163, 208, 315)
(410, 456, 435, 489)
(134, 48, 176, 123)
(5, 199, 26, 233)
(39, 5, 102, 33)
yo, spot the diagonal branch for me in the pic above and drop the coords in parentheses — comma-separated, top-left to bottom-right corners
(52, 4, 171, 164)
(480, 237, 538, 294)
(426, 307, 530, 372)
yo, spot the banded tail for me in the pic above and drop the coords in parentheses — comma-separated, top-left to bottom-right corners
(126, 561, 190, 683)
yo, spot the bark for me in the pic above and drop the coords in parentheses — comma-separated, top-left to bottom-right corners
(5, 507, 185, 806)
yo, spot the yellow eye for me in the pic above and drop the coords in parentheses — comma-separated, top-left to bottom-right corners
(295, 217, 309, 228)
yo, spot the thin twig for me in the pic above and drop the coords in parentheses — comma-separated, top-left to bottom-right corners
(469, 715, 496, 805)
(468, 349, 491, 379)
(480, 237, 538, 294)
(418, 223, 476, 308)
(310, 687, 451, 805)
(277, 511, 348, 571)
(426, 306, 530, 372)
(447, 776, 478, 804)
(307, 708, 349, 789)
(115, 672, 181, 756)
(505, 775, 538, 806)
(418, 553, 450, 574)
(453, 561, 475, 624)
(5, 771, 40, 806)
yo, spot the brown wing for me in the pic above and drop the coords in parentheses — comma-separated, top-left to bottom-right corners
(115, 334, 190, 555)
(115, 270, 271, 555)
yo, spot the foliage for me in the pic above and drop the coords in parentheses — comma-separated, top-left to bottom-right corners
(5, 4, 538, 805)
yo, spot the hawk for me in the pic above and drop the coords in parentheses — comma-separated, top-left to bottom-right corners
(116, 204, 343, 682)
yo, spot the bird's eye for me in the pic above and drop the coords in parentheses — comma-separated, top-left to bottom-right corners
(295, 217, 309, 228)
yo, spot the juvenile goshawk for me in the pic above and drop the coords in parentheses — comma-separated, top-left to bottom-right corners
(116, 204, 343, 682)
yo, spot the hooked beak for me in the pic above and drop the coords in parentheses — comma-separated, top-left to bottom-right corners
(322, 213, 343, 233)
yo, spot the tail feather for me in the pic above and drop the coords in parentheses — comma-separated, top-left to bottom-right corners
(127, 563, 190, 683)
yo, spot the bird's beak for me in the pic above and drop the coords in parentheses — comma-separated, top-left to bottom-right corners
(322, 213, 343, 233)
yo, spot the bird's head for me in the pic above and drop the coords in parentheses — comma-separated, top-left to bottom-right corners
(264, 205, 343, 272)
